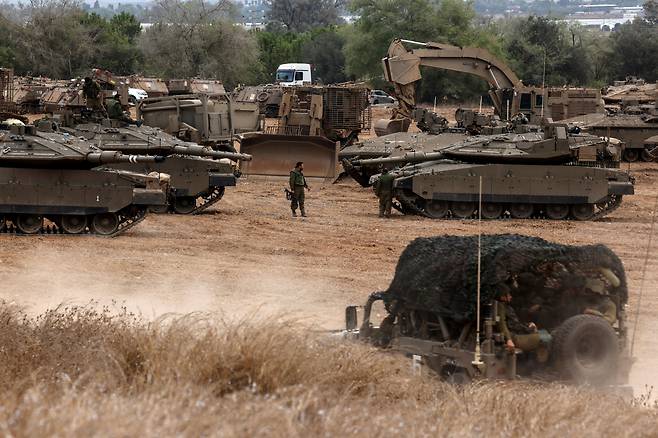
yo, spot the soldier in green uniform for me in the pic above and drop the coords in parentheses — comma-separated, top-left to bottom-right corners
(82, 77, 103, 112)
(105, 95, 140, 126)
(495, 288, 541, 353)
(374, 168, 394, 218)
(289, 161, 309, 217)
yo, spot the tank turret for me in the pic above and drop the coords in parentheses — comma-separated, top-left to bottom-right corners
(58, 123, 252, 161)
(0, 123, 166, 168)
(52, 121, 250, 214)
(0, 121, 169, 235)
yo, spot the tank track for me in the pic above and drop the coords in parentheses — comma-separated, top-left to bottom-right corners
(395, 190, 624, 221)
(0, 207, 148, 237)
(191, 186, 226, 215)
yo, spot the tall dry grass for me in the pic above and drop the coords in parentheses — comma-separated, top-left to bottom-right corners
(0, 301, 655, 437)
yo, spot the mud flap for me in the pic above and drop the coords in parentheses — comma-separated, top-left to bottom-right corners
(238, 133, 339, 180)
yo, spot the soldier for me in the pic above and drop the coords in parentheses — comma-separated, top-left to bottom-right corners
(105, 95, 140, 126)
(82, 76, 103, 112)
(495, 287, 542, 353)
(289, 161, 310, 217)
(374, 168, 394, 218)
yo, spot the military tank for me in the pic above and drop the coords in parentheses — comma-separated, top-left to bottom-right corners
(53, 120, 252, 214)
(0, 120, 169, 235)
(355, 125, 634, 221)
(340, 131, 468, 187)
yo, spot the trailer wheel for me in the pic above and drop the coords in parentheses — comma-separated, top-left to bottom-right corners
(440, 364, 471, 385)
(551, 314, 618, 384)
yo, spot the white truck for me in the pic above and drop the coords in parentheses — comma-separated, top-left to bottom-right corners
(275, 63, 312, 86)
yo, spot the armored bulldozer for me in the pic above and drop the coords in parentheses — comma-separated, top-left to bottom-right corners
(54, 120, 252, 214)
(345, 234, 633, 387)
(356, 125, 634, 220)
(0, 120, 169, 236)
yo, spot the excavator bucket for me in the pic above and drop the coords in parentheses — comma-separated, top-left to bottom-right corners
(238, 133, 339, 180)
(373, 117, 411, 137)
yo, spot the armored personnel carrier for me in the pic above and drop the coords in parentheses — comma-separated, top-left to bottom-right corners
(0, 120, 169, 235)
(55, 120, 252, 214)
(345, 234, 633, 387)
(355, 125, 634, 220)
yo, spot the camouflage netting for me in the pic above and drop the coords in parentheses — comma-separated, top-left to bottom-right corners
(383, 234, 627, 322)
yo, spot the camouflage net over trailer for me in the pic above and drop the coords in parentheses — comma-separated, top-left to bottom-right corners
(383, 234, 627, 324)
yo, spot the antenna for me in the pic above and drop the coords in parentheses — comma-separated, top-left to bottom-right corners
(473, 175, 484, 366)
(631, 194, 658, 356)
(540, 46, 546, 118)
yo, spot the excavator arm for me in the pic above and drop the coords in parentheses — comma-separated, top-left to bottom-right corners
(382, 39, 522, 125)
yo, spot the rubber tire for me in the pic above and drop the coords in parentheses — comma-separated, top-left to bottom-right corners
(551, 314, 619, 385)
(623, 148, 639, 162)
(545, 204, 569, 220)
(425, 200, 449, 218)
(481, 203, 503, 219)
(571, 204, 595, 221)
(451, 201, 475, 218)
(15, 214, 43, 234)
(173, 196, 196, 214)
(91, 213, 119, 236)
(510, 203, 534, 219)
(60, 215, 88, 234)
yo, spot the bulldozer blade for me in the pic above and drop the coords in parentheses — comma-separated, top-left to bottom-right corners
(238, 133, 339, 179)
(374, 118, 411, 137)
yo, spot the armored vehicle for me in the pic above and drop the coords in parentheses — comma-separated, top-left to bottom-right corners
(340, 131, 467, 187)
(345, 234, 633, 387)
(238, 84, 371, 179)
(569, 112, 658, 162)
(0, 121, 169, 235)
(56, 120, 252, 214)
(356, 125, 634, 220)
(137, 93, 261, 152)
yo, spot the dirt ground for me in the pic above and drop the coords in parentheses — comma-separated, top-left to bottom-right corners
(1, 105, 657, 394)
(1, 160, 657, 393)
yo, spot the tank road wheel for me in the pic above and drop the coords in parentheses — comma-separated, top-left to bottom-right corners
(15, 214, 43, 234)
(173, 196, 196, 215)
(480, 203, 503, 219)
(641, 148, 654, 162)
(510, 203, 534, 219)
(551, 315, 619, 384)
(425, 200, 449, 218)
(623, 148, 639, 162)
(91, 213, 119, 236)
(545, 204, 570, 220)
(571, 204, 595, 221)
(451, 201, 475, 219)
(60, 215, 88, 234)
(149, 204, 170, 214)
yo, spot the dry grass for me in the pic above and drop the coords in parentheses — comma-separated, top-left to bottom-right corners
(0, 302, 656, 437)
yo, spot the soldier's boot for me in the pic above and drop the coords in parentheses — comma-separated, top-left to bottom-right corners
(291, 209, 297, 217)
(301, 207, 307, 217)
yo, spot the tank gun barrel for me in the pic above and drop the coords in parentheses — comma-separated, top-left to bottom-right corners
(88, 151, 165, 164)
(171, 145, 252, 161)
(353, 151, 445, 166)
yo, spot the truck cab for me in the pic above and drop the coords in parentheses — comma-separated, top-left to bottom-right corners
(275, 63, 312, 86)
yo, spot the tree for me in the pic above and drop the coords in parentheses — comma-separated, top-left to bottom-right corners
(138, 0, 260, 87)
(501, 16, 592, 87)
(301, 28, 349, 84)
(267, 0, 344, 32)
(344, 0, 499, 102)
(608, 18, 658, 81)
(644, 0, 658, 25)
